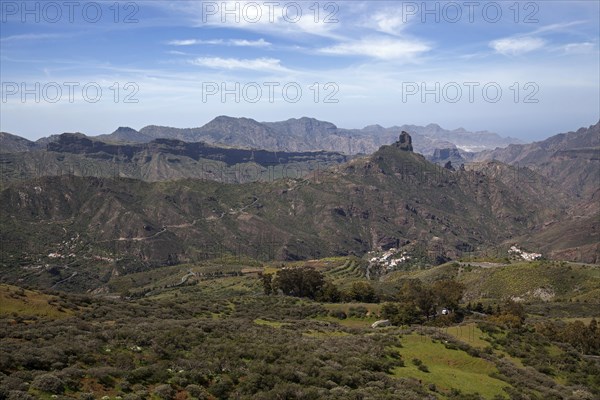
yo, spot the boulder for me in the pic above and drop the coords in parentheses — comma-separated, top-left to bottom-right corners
(371, 319, 391, 328)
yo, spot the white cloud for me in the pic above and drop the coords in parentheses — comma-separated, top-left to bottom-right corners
(319, 37, 430, 61)
(230, 38, 271, 47)
(167, 50, 188, 56)
(167, 39, 224, 46)
(369, 10, 408, 35)
(189, 57, 286, 71)
(490, 37, 546, 55)
(167, 38, 270, 47)
(0, 33, 65, 43)
(374, 14, 404, 35)
(561, 42, 597, 54)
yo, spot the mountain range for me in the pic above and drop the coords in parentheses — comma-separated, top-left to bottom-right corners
(0, 119, 597, 292)
(1, 116, 523, 156)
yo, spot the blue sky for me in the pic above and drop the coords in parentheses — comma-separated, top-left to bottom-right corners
(1, 0, 599, 141)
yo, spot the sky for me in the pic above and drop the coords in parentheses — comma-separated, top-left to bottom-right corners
(1, 0, 599, 141)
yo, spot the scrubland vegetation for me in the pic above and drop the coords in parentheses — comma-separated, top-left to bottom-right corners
(1, 258, 599, 399)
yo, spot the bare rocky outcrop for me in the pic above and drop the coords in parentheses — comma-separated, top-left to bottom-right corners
(395, 131, 413, 152)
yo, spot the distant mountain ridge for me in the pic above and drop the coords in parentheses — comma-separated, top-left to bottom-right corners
(474, 121, 600, 165)
(1, 132, 350, 184)
(0, 132, 38, 153)
(474, 121, 599, 198)
(2, 116, 523, 156)
(136, 117, 523, 155)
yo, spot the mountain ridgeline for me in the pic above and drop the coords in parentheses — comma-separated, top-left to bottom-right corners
(0, 133, 349, 184)
(1, 116, 522, 156)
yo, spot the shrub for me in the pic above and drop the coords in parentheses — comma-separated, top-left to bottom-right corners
(7, 391, 35, 400)
(122, 394, 143, 400)
(186, 384, 208, 399)
(329, 310, 347, 319)
(31, 373, 64, 394)
(348, 306, 368, 318)
(153, 384, 175, 400)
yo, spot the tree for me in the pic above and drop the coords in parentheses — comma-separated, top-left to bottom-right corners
(564, 320, 587, 353)
(395, 302, 422, 325)
(381, 302, 399, 322)
(502, 299, 526, 323)
(432, 280, 465, 311)
(381, 297, 422, 326)
(274, 267, 325, 299)
(490, 299, 526, 329)
(317, 281, 341, 302)
(259, 272, 274, 295)
(346, 281, 377, 303)
(398, 279, 435, 318)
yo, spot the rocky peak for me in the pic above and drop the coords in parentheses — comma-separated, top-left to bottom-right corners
(394, 131, 413, 152)
(443, 161, 455, 171)
(113, 127, 137, 134)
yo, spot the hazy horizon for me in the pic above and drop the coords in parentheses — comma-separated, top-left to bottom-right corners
(4, 115, 600, 145)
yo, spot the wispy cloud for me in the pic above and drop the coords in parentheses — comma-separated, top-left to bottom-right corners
(373, 14, 405, 35)
(167, 39, 222, 46)
(489, 21, 592, 56)
(167, 38, 271, 47)
(189, 57, 286, 71)
(366, 8, 410, 36)
(319, 36, 430, 61)
(490, 37, 546, 56)
(0, 33, 65, 43)
(529, 21, 588, 35)
(167, 50, 189, 56)
(561, 42, 597, 54)
(230, 38, 270, 47)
